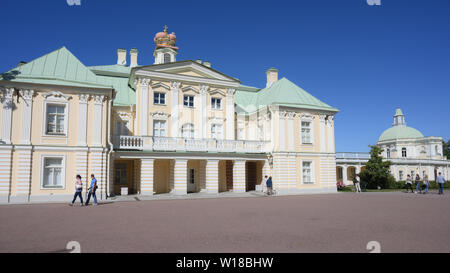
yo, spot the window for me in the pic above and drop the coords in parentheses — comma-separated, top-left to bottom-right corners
(42, 157, 63, 188)
(402, 147, 407, 158)
(183, 95, 194, 107)
(399, 170, 404, 180)
(411, 170, 415, 178)
(181, 123, 195, 138)
(302, 161, 313, 184)
(301, 121, 312, 144)
(386, 148, 391, 158)
(164, 53, 171, 63)
(211, 124, 223, 139)
(153, 120, 166, 137)
(46, 104, 66, 135)
(154, 92, 165, 105)
(211, 98, 221, 110)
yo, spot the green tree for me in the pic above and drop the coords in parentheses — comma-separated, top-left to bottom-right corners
(443, 140, 450, 159)
(359, 145, 395, 189)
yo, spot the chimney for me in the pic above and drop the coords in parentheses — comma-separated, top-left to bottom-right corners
(130, 48, 138, 68)
(266, 67, 278, 88)
(203, 61, 211, 68)
(117, 48, 127, 66)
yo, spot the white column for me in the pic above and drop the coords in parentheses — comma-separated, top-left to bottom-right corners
(279, 111, 286, 151)
(19, 89, 34, 145)
(1, 87, 14, 144)
(171, 81, 181, 138)
(140, 158, 154, 195)
(287, 112, 295, 151)
(200, 85, 208, 139)
(327, 116, 334, 153)
(93, 95, 105, 146)
(173, 159, 187, 195)
(0, 147, 12, 203)
(169, 160, 175, 192)
(226, 88, 235, 140)
(140, 78, 150, 136)
(319, 114, 326, 153)
(342, 165, 348, 185)
(77, 94, 89, 146)
(288, 154, 297, 189)
(15, 147, 32, 200)
(205, 159, 219, 193)
(233, 159, 246, 192)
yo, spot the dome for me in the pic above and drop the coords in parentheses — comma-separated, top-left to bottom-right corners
(155, 32, 167, 39)
(378, 125, 424, 142)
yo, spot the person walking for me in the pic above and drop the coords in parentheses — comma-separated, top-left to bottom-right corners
(69, 175, 84, 206)
(422, 175, 429, 194)
(261, 175, 268, 193)
(353, 175, 362, 193)
(405, 175, 414, 193)
(414, 174, 422, 194)
(266, 176, 273, 195)
(436, 172, 446, 195)
(85, 174, 98, 206)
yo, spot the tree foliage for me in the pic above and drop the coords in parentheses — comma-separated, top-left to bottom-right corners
(359, 145, 395, 189)
(443, 140, 450, 159)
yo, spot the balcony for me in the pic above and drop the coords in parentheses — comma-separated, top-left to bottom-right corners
(113, 135, 270, 154)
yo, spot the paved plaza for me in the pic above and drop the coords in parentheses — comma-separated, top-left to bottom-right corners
(1, 191, 449, 253)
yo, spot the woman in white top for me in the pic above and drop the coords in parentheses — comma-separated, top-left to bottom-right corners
(70, 175, 84, 206)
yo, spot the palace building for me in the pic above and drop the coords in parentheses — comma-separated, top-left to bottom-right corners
(336, 108, 449, 185)
(0, 27, 339, 203)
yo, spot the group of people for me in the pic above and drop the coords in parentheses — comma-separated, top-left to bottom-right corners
(261, 175, 274, 195)
(69, 174, 98, 206)
(405, 172, 446, 195)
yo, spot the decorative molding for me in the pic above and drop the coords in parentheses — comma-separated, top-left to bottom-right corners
(93, 95, 105, 105)
(181, 85, 199, 94)
(171, 81, 181, 90)
(140, 78, 151, 87)
(151, 82, 170, 90)
(319, 114, 327, 123)
(1, 87, 14, 100)
(210, 89, 225, 96)
(300, 113, 315, 120)
(43, 91, 72, 101)
(78, 93, 90, 104)
(287, 112, 296, 120)
(279, 111, 287, 119)
(199, 85, 209, 95)
(226, 88, 236, 96)
(151, 111, 170, 119)
(19, 89, 34, 101)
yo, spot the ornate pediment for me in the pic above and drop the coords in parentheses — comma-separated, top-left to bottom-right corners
(43, 91, 72, 101)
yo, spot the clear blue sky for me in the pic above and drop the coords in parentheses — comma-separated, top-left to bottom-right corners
(2, 0, 449, 152)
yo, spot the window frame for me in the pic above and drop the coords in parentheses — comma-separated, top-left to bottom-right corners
(40, 155, 66, 190)
(211, 97, 222, 110)
(183, 95, 195, 108)
(43, 101, 69, 137)
(153, 92, 166, 105)
(301, 160, 315, 184)
(402, 147, 407, 158)
(301, 120, 313, 145)
(181, 123, 195, 139)
(153, 120, 167, 137)
(211, 123, 223, 139)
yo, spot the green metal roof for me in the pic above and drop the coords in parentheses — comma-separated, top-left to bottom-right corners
(1, 46, 113, 90)
(88, 65, 135, 106)
(378, 125, 424, 142)
(235, 77, 338, 114)
(394, 108, 404, 116)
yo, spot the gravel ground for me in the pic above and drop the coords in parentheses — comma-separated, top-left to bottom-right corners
(1, 191, 449, 253)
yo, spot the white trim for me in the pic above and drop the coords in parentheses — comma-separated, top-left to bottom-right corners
(151, 82, 170, 90)
(300, 115, 314, 145)
(301, 159, 315, 184)
(181, 86, 200, 94)
(40, 154, 66, 190)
